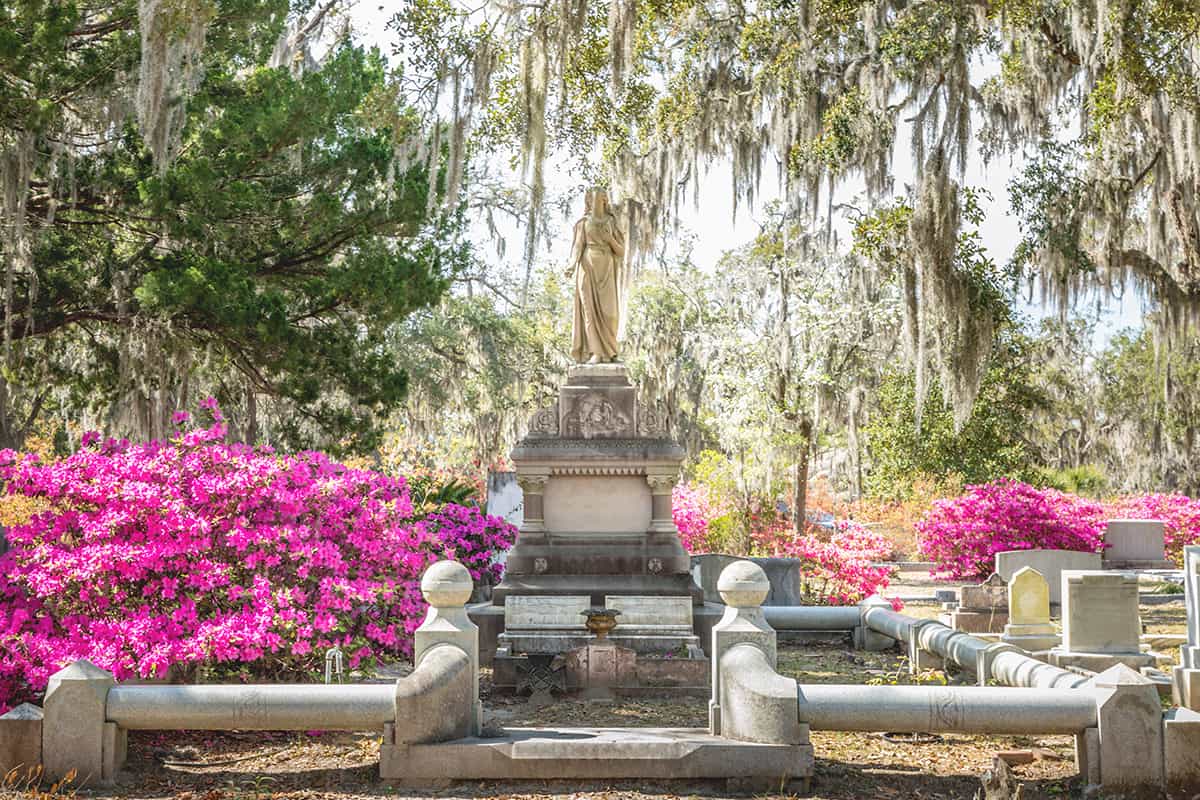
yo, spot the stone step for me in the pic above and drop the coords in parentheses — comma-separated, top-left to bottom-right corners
(380, 726, 812, 786)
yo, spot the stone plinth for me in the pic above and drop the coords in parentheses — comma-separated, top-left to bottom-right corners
(496, 594, 701, 656)
(994, 549, 1102, 605)
(571, 642, 635, 700)
(492, 364, 700, 609)
(1047, 571, 1155, 672)
(1165, 708, 1200, 787)
(379, 727, 814, 789)
(1001, 567, 1059, 652)
(0, 703, 42, 777)
(940, 573, 1008, 634)
(1103, 519, 1172, 569)
(1090, 665, 1164, 789)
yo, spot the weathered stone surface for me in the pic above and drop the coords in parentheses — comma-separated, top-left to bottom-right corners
(392, 646, 476, 745)
(1090, 664, 1164, 789)
(994, 549, 1102, 605)
(494, 363, 702, 613)
(42, 659, 114, 786)
(379, 727, 814, 783)
(941, 609, 1008, 634)
(907, 619, 945, 673)
(691, 555, 803, 606)
(1173, 665, 1200, 711)
(1103, 519, 1169, 566)
(720, 644, 807, 745)
(960, 573, 1007, 610)
(1075, 727, 1100, 788)
(1164, 707, 1200, 787)
(854, 595, 896, 652)
(1001, 567, 1060, 651)
(544, 475, 651, 533)
(503, 595, 591, 630)
(1007, 567, 1050, 625)
(755, 558, 803, 606)
(1060, 571, 1141, 654)
(710, 562, 775, 735)
(414, 560, 481, 737)
(0, 703, 42, 777)
(1181, 545, 1200, 670)
(605, 595, 692, 630)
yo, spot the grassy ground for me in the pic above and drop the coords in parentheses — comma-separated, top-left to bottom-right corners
(12, 590, 1187, 800)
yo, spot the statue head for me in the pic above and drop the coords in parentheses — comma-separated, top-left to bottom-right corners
(585, 187, 612, 217)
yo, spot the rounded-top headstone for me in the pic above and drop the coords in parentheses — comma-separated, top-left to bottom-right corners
(421, 560, 473, 607)
(717, 560, 769, 608)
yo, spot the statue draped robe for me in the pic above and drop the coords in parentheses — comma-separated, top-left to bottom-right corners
(569, 213, 625, 363)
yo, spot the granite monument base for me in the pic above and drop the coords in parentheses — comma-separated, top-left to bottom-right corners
(380, 726, 814, 789)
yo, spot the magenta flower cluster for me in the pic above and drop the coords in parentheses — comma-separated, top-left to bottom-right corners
(916, 479, 1106, 580)
(671, 482, 725, 553)
(0, 418, 514, 713)
(758, 520, 899, 607)
(673, 483, 895, 605)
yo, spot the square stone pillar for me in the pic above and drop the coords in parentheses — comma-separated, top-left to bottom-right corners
(415, 561, 481, 736)
(1090, 664, 1164, 790)
(1175, 545, 1200, 710)
(709, 562, 774, 736)
(646, 473, 677, 534)
(907, 619, 945, 673)
(42, 660, 115, 786)
(854, 595, 895, 651)
(516, 474, 548, 534)
(1164, 708, 1200, 788)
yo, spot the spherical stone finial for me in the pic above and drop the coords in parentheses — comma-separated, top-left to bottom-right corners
(717, 560, 769, 608)
(421, 560, 473, 607)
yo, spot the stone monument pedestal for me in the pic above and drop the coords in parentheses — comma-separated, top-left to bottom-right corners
(491, 363, 701, 607)
(487, 363, 709, 691)
(939, 573, 1009, 634)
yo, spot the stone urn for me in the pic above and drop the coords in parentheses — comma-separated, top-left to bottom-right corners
(581, 607, 621, 641)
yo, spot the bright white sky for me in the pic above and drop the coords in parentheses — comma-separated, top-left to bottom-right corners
(349, 5, 1144, 345)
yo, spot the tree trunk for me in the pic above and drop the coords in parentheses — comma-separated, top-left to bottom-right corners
(793, 418, 812, 538)
(245, 383, 258, 444)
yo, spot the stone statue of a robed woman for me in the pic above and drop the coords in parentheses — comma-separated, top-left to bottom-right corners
(566, 188, 625, 363)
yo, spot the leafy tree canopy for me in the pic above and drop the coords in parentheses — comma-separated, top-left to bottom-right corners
(0, 0, 457, 451)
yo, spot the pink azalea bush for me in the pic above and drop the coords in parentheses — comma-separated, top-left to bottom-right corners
(756, 520, 898, 606)
(1105, 493, 1200, 565)
(672, 482, 726, 553)
(916, 479, 1106, 580)
(0, 413, 514, 713)
(674, 483, 895, 605)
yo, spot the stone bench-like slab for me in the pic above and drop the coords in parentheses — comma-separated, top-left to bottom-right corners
(380, 726, 813, 789)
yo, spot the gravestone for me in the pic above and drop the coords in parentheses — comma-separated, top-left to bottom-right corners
(1047, 571, 1155, 672)
(940, 573, 1008, 633)
(0, 703, 42, 776)
(1103, 519, 1172, 569)
(994, 549, 1102, 605)
(1000, 567, 1059, 651)
(691, 555, 802, 606)
(1173, 545, 1200, 710)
